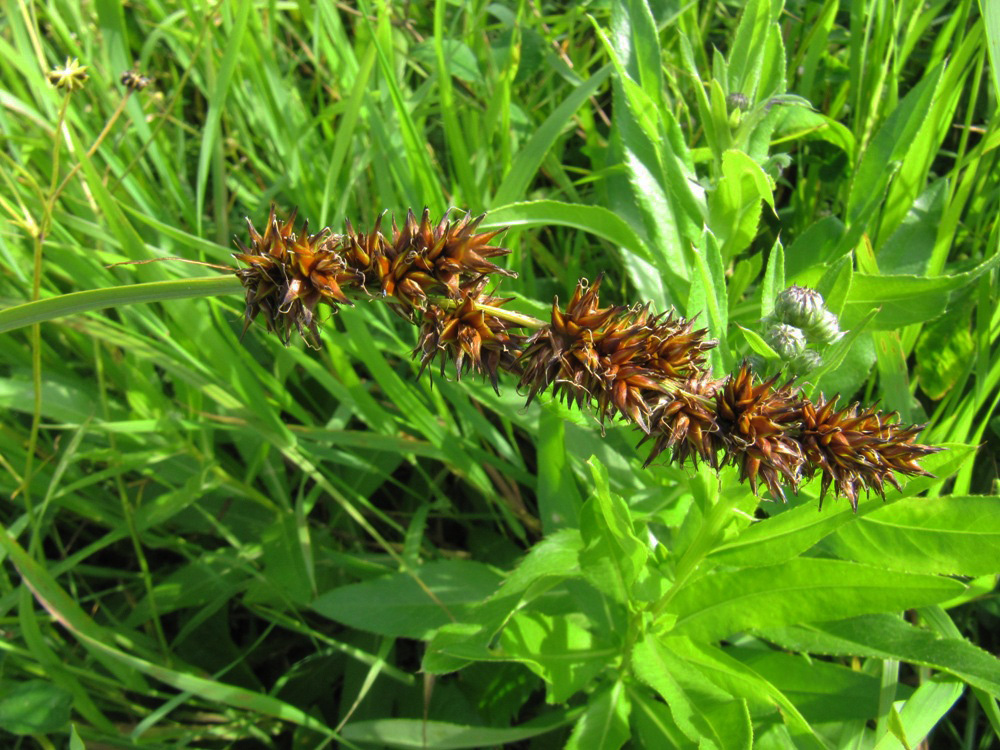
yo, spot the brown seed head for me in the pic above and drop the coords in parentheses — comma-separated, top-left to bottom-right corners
(517, 277, 716, 432)
(233, 205, 362, 347)
(342, 208, 515, 310)
(415, 278, 525, 392)
(641, 374, 723, 468)
(714, 363, 805, 501)
(799, 394, 941, 510)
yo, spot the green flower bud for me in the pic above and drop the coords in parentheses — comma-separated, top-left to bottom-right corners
(726, 92, 749, 112)
(790, 348, 824, 375)
(807, 309, 843, 345)
(765, 323, 807, 360)
(774, 285, 825, 328)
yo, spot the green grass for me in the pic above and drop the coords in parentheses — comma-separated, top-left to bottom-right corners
(1, 0, 999, 747)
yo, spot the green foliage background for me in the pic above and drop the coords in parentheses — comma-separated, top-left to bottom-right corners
(1, 0, 999, 747)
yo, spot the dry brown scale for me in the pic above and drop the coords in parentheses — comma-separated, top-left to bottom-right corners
(233, 206, 941, 510)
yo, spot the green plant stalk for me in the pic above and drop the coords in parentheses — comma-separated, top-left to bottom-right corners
(23, 91, 71, 536)
(0, 277, 241, 334)
(24, 84, 134, 532)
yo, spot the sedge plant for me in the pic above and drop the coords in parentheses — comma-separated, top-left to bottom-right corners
(1, 0, 1000, 748)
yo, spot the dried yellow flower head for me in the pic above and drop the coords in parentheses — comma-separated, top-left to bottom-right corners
(47, 57, 88, 92)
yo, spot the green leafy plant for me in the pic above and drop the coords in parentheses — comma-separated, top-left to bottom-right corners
(1, 0, 998, 748)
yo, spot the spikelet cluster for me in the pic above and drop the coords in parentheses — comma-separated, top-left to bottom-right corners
(233, 206, 941, 510)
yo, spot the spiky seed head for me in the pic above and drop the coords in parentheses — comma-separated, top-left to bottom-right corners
(344, 208, 515, 311)
(415, 279, 524, 393)
(641, 374, 722, 468)
(233, 205, 361, 347)
(714, 363, 804, 501)
(798, 394, 941, 510)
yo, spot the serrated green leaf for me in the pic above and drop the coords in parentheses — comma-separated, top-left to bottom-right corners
(760, 614, 1000, 695)
(666, 559, 965, 642)
(826, 496, 1000, 576)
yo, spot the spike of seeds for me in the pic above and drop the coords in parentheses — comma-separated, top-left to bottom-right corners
(232, 207, 941, 509)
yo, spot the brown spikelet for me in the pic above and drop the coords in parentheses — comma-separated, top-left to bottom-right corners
(799, 394, 941, 510)
(517, 276, 620, 411)
(641, 374, 723, 468)
(343, 208, 515, 311)
(714, 363, 805, 501)
(233, 205, 362, 347)
(518, 277, 718, 432)
(415, 278, 525, 393)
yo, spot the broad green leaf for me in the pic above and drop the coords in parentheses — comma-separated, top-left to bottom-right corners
(774, 106, 855, 156)
(631, 691, 690, 747)
(872, 679, 963, 750)
(0, 680, 72, 734)
(483, 199, 666, 309)
(69, 725, 86, 750)
(423, 530, 583, 673)
(498, 610, 608, 703)
(785, 216, 846, 280)
(0, 277, 241, 335)
(666, 558, 965, 642)
(707, 149, 775, 261)
(873, 329, 913, 420)
(735, 323, 780, 362)
(631, 634, 747, 749)
(341, 712, 573, 749)
(312, 560, 502, 639)
(915, 310, 976, 400)
(579, 459, 649, 605)
(727, 647, 894, 723)
(984, 0, 1000, 102)
(595, 13, 699, 295)
(877, 173, 945, 277)
(664, 637, 828, 749)
(759, 236, 785, 319)
(816, 251, 852, 317)
(537, 410, 583, 531)
(260, 511, 314, 605)
(709, 444, 975, 569)
(826, 496, 1000, 576)
(840, 252, 1000, 329)
(685, 229, 729, 373)
(760, 614, 1000, 695)
(564, 681, 631, 750)
(727, 0, 772, 102)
